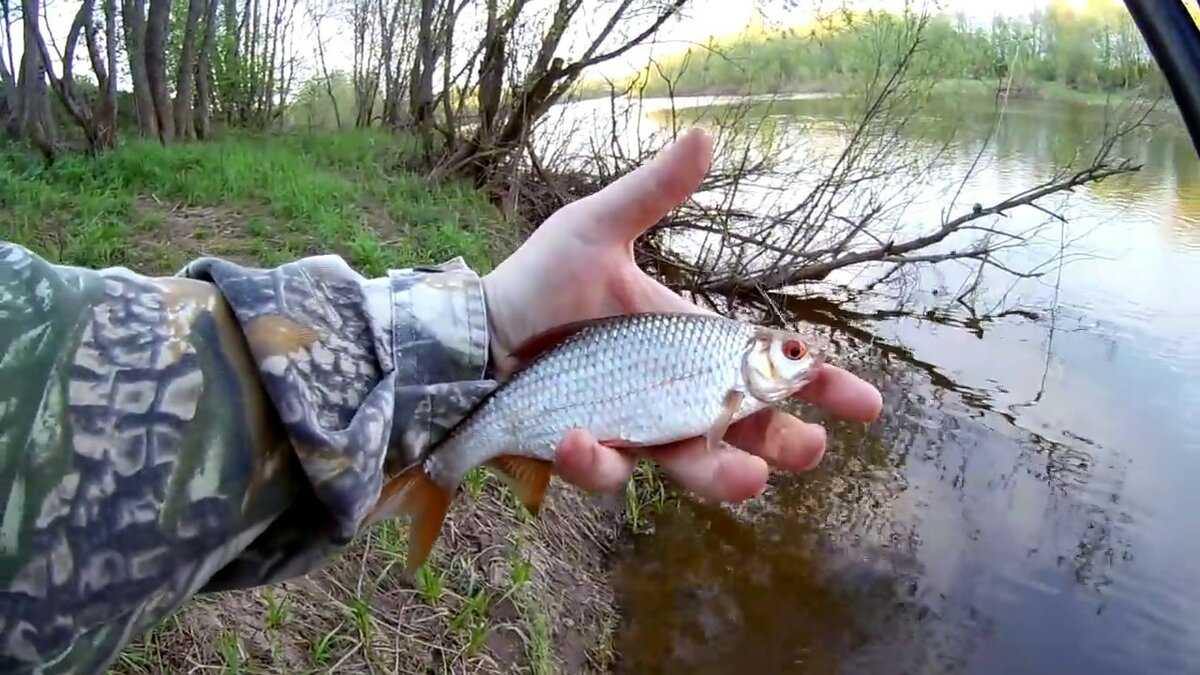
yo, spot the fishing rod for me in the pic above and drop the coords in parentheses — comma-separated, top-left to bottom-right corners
(1125, 0, 1200, 156)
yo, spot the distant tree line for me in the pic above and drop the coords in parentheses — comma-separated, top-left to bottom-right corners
(607, 1, 1165, 98)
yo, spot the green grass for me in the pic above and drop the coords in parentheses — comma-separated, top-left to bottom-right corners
(527, 610, 556, 675)
(216, 631, 243, 674)
(309, 623, 342, 667)
(450, 589, 492, 656)
(624, 461, 670, 534)
(261, 588, 289, 630)
(415, 563, 447, 604)
(0, 129, 501, 276)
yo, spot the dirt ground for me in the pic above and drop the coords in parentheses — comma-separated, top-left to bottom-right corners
(113, 479, 628, 674)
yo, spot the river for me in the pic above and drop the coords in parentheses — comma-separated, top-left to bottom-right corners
(585, 93, 1200, 673)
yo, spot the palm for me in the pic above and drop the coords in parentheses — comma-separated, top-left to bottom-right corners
(481, 129, 882, 503)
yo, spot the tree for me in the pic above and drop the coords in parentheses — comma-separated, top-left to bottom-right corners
(123, 0, 159, 137)
(35, 0, 115, 150)
(95, 0, 120, 147)
(195, 0, 221, 138)
(174, 0, 206, 139)
(17, 0, 56, 156)
(426, 0, 690, 186)
(146, 0, 175, 140)
(0, 0, 17, 135)
(350, 0, 381, 127)
(377, 0, 414, 128)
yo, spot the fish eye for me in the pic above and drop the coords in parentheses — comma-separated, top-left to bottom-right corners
(783, 339, 807, 361)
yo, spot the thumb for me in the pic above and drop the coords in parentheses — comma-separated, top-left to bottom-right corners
(575, 127, 713, 244)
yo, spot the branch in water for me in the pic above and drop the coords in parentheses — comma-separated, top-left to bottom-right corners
(697, 161, 1141, 294)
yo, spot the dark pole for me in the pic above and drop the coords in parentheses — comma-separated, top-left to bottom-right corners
(1124, 0, 1200, 156)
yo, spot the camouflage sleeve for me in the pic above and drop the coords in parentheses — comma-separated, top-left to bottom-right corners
(0, 242, 499, 674)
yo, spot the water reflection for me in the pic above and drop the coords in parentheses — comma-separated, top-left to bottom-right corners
(610, 95, 1200, 674)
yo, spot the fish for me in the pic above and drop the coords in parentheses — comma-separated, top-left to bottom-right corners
(367, 312, 822, 571)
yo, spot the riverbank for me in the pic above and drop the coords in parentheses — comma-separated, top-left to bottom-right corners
(0, 131, 634, 673)
(574, 75, 1158, 109)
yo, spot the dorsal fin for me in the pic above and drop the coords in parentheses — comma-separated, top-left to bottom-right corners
(504, 315, 623, 374)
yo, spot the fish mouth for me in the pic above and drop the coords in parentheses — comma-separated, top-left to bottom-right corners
(787, 354, 824, 393)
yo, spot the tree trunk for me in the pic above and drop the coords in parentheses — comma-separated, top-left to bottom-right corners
(478, 0, 503, 137)
(377, 0, 399, 128)
(220, 0, 238, 124)
(312, 14, 342, 129)
(0, 45, 15, 136)
(18, 0, 56, 157)
(247, 0, 259, 123)
(37, 0, 103, 150)
(146, 0, 175, 141)
(122, 0, 158, 137)
(409, 0, 436, 159)
(0, 0, 16, 133)
(195, 0, 219, 138)
(1, 0, 14, 83)
(97, 0, 119, 147)
(173, 0, 204, 140)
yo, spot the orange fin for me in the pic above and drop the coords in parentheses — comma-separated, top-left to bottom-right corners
(487, 455, 553, 515)
(368, 467, 451, 573)
(508, 315, 625, 370)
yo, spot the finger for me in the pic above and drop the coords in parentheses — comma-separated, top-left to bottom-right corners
(798, 364, 883, 423)
(552, 428, 636, 494)
(644, 438, 769, 503)
(574, 127, 713, 244)
(723, 408, 826, 472)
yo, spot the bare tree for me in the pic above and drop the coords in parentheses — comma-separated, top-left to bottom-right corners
(408, 0, 436, 157)
(195, 0, 221, 138)
(427, 0, 690, 185)
(92, 0, 120, 147)
(174, 0, 207, 140)
(378, 0, 415, 128)
(16, 0, 55, 156)
(310, 5, 343, 129)
(350, 0, 381, 126)
(0, 0, 17, 135)
(35, 0, 106, 149)
(122, 0, 158, 137)
(145, 0, 174, 140)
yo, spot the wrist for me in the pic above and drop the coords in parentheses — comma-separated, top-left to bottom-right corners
(480, 273, 515, 377)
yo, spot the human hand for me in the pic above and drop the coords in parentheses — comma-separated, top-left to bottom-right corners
(481, 128, 882, 503)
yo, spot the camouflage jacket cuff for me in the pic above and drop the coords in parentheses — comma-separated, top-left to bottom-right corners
(179, 254, 498, 554)
(381, 258, 499, 473)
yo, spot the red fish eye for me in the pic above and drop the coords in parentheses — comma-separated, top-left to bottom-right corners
(783, 339, 807, 360)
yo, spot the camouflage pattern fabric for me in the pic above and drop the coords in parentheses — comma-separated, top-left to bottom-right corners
(0, 242, 498, 674)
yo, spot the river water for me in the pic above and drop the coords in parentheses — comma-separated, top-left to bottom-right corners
(599, 94, 1200, 673)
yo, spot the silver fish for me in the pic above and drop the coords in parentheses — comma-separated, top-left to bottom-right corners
(370, 312, 821, 570)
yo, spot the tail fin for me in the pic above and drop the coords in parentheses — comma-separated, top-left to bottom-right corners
(368, 467, 452, 573)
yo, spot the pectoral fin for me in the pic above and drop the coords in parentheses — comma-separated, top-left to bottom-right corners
(487, 455, 553, 515)
(707, 390, 745, 452)
(367, 467, 451, 573)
